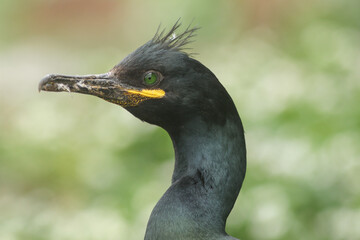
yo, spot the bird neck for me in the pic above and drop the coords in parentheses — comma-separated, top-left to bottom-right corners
(170, 115, 246, 217)
(144, 114, 246, 239)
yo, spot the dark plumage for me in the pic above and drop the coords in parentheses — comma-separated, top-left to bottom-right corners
(151, 20, 199, 53)
(39, 21, 246, 240)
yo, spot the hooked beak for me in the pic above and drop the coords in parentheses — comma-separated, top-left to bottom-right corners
(39, 73, 165, 107)
(39, 72, 123, 97)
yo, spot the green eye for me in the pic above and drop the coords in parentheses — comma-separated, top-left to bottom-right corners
(144, 72, 158, 85)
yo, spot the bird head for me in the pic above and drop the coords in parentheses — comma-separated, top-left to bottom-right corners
(39, 21, 233, 130)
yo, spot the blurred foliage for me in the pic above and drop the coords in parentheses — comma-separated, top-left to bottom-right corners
(0, 0, 359, 240)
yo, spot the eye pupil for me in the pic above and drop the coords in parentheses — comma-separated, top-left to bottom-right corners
(144, 72, 158, 85)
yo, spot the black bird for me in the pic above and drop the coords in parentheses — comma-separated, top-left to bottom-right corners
(39, 21, 246, 240)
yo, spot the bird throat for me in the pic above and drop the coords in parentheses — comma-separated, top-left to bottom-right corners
(145, 115, 246, 239)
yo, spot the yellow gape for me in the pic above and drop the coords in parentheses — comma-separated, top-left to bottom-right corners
(127, 89, 165, 99)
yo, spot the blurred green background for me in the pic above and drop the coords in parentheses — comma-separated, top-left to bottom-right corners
(0, 0, 359, 239)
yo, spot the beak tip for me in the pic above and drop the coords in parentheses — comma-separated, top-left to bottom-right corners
(38, 74, 53, 92)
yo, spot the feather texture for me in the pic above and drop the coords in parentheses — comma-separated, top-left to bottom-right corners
(151, 19, 200, 54)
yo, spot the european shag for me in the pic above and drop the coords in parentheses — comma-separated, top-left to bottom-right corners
(39, 21, 246, 240)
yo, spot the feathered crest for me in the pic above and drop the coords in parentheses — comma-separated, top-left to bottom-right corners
(151, 19, 200, 55)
